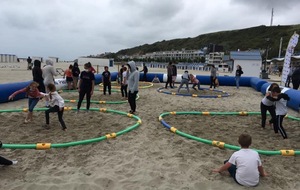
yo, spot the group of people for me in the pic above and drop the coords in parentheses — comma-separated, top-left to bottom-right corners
(3, 60, 295, 188)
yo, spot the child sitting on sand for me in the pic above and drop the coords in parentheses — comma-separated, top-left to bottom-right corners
(189, 74, 200, 90)
(212, 134, 267, 187)
(8, 81, 45, 123)
(43, 84, 67, 131)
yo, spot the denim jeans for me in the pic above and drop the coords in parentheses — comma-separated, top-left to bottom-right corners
(235, 76, 240, 89)
(28, 98, 39, 112)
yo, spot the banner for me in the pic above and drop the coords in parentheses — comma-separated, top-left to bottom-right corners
(281, 32, 299, 85)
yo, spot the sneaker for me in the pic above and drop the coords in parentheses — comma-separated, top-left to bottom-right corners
(24, 119, 30, 124)
(192, 87, 197, 90)
(62, 127, 67, 131)
(12, 160, 18, 165)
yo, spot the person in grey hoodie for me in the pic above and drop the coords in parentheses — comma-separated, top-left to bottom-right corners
(127, 61, 139, 114)
(42, 59, 58, 107)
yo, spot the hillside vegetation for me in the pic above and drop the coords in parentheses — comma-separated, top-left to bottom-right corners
(113, 25, 300, 59)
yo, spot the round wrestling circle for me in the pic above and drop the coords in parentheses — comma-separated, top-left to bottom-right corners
(159, 111, 300, 156)
(0, 107, 141, 149)
(157, 87, 230, 98)
(99, 81, 154, 89)
(59, 89, 140, 104)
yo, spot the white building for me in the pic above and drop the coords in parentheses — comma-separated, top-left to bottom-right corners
(143, 49, 205, 60)
(230, 51, 262, 77)
(0, 54, 18, 63)
(77, 57, 114, 68)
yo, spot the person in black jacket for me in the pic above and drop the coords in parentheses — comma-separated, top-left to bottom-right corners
(32, 60, 45, 93)
(72, 62, 80, 89)
(235, 65, 243, 89)
(291, 67, 300, 90)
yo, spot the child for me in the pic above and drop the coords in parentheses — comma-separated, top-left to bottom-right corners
(213, 134, 267, 187)
(189, 74, 200, 90)
(267, 86, 290, 139)
(102, 66, 111, 95)
(121, 66, 128, 98)
(8, 81, 44, 123)
(177, 71, 190, 93)
(43, 84, 67, 131)
(260, 83, 279, 129)
(77, 62, 95, 112)
(63, 64, 73, 90)
(0, 141, 18, 165)
(152, 75, 160, 83)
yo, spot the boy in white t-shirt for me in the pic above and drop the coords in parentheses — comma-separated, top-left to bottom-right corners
(213, 134, 267, 187)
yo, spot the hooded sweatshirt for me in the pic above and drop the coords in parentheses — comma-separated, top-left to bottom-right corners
(42, 60, 57, 85)
(127, 61, 139, 92)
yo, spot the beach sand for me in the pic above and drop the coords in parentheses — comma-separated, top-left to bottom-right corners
(0, 62, 300, 190)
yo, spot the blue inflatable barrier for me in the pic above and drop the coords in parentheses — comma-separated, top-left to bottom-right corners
(250, 77, 268, 92)
(0, 81, 32, 103)
(1, 72, 300, 111)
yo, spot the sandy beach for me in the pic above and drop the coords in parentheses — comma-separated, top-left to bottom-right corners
(0, 62, 300, 190)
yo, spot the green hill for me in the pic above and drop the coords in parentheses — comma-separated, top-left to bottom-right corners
(112, 25, 300, 59)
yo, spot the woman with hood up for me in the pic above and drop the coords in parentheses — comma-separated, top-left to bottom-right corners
(127, 61, 139, 114)
(42, 59, 58, 107)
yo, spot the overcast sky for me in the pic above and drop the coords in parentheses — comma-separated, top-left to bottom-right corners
(0, 0, 299, 61)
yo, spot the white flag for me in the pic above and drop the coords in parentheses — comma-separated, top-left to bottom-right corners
(281, 32, 299, 85)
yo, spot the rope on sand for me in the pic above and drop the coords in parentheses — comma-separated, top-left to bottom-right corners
(156, 87, 230, 98)
(159, 111, 300, 156)
(0, 108, 141, 150)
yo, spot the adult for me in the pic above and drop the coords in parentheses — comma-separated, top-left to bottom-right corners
(285, 65, 293, 88)
(141, 63, 148, 81)
(210, 65, 217, 89)
(127, 61, 139, 114)
(42, 59, 58, 107)
(32, 60, 45, 92)
(77, 62, 95, 113)
(291, 67, 300, 90)
(165, 62, 173, 89)
(172, 64, 177, 87)
(72, 62, 80, 89)
(27, 56, 32, 70)
(235, 65, 243, 89)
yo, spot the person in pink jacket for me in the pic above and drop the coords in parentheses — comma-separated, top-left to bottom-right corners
(8, 81, 45, 123)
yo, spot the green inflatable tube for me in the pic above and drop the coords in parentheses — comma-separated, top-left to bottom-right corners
(160, 111, 300, 156)
(0, 107, 141, 149)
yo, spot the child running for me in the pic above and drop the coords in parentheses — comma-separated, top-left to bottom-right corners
(77, 62, 95, 113)
(267, 86, 290, 139)
(43, 84, 67, 131)
(213, 134, 267, 187)
(8, 81, 44, 123)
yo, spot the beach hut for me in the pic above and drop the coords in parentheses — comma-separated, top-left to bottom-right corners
(230, 51, 262, 77)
